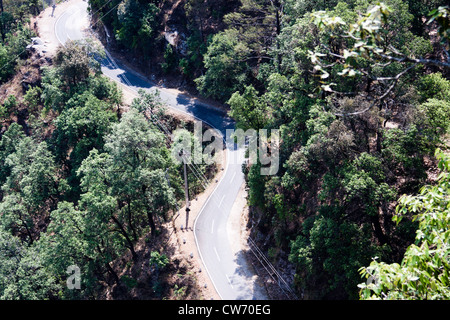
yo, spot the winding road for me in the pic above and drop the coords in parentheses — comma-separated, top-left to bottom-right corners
(53, 0, 260, 300)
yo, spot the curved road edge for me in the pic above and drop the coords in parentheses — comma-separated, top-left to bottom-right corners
(46, 0, 266, 300)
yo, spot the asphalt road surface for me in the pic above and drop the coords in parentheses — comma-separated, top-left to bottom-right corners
(54, 0, 257, 300)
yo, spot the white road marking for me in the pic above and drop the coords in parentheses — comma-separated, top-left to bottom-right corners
(214, 247, 221, 262)
(230, 171, 236, 183)
(54, 10, 69, 45)
(219, 195, 225, 207)
(211, 220, 215, 234)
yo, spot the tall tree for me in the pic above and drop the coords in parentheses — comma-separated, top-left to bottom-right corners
(76, 109, 176, 263)
(0, 139, 62, 243)
(39, 198, 122, 297)
(102, 108, 175, 237)
(54, 41, 91, 86)
(359, 149, 450, 300)
(0, 123, 25, 193)
(0, 229, 60, 300)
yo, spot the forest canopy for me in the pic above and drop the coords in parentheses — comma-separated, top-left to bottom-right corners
(0, 0, 449, 300)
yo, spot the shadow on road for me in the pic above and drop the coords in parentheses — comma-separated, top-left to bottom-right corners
(179, 93, 235, 137)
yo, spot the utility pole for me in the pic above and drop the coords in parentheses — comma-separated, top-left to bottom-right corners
(181, 150, 190, 230)
(51, 0, 56, 17)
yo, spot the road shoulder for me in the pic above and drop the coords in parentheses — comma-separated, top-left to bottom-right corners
(34, 0, 262, 300)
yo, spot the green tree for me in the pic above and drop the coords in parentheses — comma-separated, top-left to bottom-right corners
(150, 251, 169, 270)
(115, 0, 160, 53)
(309, 1, 444, 116)
(0, 139, 62, 243)
(228, 85, 269, 130)
(77, 148, 140, 261)
(0, 229, 60, 300)
(0, 123, 25, 188)
(40, 66, 67, 113)
(0, 137, 65, 244)
(102, 108, 176, 237)
(54, 41, 92, 86)
(0, 25, 33, 83)
(418, 98, 450, 144)
(38, 200, 120, 298)
(195, 30, 250, 101)
(3, 95, 16, 112)
(76, 109, 176, 264)
(359, 149, 450, 300)
(223, 0, 284, 62)
(23, 85, 42, 112)
(0, 0, 4, 42)
(289, 206, 382, 299)
(0, 43, 13, 82)
(51, 91, 117, 200)
(416, 72, 450, 103)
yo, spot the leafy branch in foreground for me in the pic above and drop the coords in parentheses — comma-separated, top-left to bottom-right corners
(358, 148, 450, 300)
(309, 3, 450, 116)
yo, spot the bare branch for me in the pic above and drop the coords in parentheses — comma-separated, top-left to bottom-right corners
(334, 63, 418, 117)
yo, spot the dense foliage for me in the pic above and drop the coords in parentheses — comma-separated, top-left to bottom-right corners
(0, 0, 38, 83)
(358, 149, 450, 299)
(0, 34, 207, 298)
(184, 0, 449, 299)
(1, 0, 449, 300)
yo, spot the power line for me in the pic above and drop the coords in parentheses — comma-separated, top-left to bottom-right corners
(248, 237, 298, 300)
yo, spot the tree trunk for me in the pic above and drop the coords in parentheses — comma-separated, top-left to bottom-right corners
(371, 214, 388, 246)
(116, 104, 121, 120)
(105, 260, 120, 284)
(128, 202, 137, 241)
(96, 244, 120, 285)
(375, 127, 382, 153)
(147, 209, 156, 237)
(18, 209, 33, 245)
(0, 0, 5, 42)
(142, 185, 157, 236)
(275, 7, 281, 71)
(110, 215, 138, 260)
(22, 220, 34, 245)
